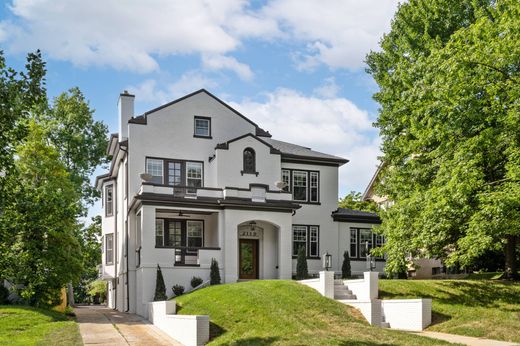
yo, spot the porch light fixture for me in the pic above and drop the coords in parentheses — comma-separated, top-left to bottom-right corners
(249, 221, 257, 231)
(323, 252, 332, 271)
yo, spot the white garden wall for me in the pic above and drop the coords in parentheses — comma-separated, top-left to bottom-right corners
(148, 300, 209, 346)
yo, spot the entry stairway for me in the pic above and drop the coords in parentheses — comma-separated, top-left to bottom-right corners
(300, 271, 431, 331)
(333, 279, 390, 328)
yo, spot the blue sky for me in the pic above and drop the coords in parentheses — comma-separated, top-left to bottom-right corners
(0, 0, 400, 220)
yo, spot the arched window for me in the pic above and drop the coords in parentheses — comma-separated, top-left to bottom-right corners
(243, 148, 256, 174)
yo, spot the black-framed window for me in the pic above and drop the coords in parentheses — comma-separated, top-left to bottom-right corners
(281, 169, 290, 192)
(145, 157, 204, 193)
(105, 184, 113, 217)
(243, 148, 256, 174)
(349, 228, 385, 259)
(293, 171, 307, 201)
(186, 162, 202, 193)
(350, 228, 357, 257)
(146, 158, 163, 184)
(281, 169, 319, 203)
(105, 234, 114, 265)
(155, 218, 204, 249)
(292, 225, 320, 258)
(194, 116, 211, 137)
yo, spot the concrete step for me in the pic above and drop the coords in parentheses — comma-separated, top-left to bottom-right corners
(380, 322, 390, 328)
(334, 288, 353, 295)
(334, 293, 357, 300)
(334, 279, 344, 285)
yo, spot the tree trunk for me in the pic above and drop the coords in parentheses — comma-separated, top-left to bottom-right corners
(505, 235, 518, 280)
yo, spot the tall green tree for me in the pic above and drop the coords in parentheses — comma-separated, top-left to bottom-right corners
(74, 216, 102, 303)
(339, 192, 379, 213)
(0, 50, 47, 208)
(0, 121, 83, 306)
(367, 0, 520, 278)
(44, 87, 109, 209)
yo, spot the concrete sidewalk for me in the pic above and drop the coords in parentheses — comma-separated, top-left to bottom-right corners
(413, 331, 520, 346)
(75, 305, 181, 346)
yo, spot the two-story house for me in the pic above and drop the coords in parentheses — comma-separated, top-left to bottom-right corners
(96, 89, 384, 318)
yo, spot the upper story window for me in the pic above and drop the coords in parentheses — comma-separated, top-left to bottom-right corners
(146, 158, 163, 184)
(145, 158, 203, 194)
(105, 184, 114, 217)
(194, 116, 211, 138)
(281, 169, 320, 203)
(242, 148, 256, 174)
(186, 162, 202, 193)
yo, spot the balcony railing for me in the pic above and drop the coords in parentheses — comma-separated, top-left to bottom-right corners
(168, 246, 221, 267)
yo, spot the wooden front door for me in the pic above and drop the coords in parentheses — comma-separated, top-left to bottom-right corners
(239, 239, 258, 279)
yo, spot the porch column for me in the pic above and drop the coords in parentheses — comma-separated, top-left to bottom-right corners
(223, 211, 238, 283)
(278, 224, 292, 280)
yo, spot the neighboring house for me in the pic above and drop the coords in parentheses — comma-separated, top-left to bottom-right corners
(96, 89, 384, 317)
(362, 164, 443, 279)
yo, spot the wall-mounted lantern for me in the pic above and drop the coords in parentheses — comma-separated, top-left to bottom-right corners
(365, 241, 376, 271)
(323, 252, 332, 271)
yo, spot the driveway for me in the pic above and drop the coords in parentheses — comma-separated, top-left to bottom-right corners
(75, 305, 182, 346)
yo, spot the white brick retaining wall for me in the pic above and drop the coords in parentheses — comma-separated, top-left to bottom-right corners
(148, 301, 209, 346)
(381, 299, 432, 331)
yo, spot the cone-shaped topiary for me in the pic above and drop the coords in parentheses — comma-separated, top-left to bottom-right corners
(153, 264, 167, 301)
(342, 251, 352, 279)
(210, 258, 221, 285)
(295, 246, 308, 280)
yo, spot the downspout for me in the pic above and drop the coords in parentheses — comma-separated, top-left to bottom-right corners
(120, 145, 130, 313)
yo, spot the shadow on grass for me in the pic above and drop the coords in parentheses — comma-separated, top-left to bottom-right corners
(380, 280, 520, 308)
(229, 337, 280, 345)
(209, 321, 226, 340)
(339, 341, 394, 346)
(431, 311, 451, 326)
(0, 305, 67, 321)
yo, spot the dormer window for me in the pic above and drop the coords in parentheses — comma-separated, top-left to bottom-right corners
(194, 116, 211, 138)
(242, 148, 257, 175)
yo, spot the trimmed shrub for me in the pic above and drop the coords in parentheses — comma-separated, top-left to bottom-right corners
(0, 285, 9, 304)
(210, 258, 221, 285)
(172, 285, 185, 297)
(191, 276, 203, 288)
(153, 264, 167, 301)
(342, 251, 352, 279)
(295, 246, 308, 280)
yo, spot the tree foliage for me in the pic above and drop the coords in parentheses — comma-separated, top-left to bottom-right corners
(44, 88, 108, 209)
(153, 265, 167, 301)
(0, 121, 83, 306)
(74, 216, 102, 303)
(341, 251, 352, 279)
(338, 191, 379, 213)
(295, 246, 309, 280)
(367, 0, 520, 277)
(210, 258, 221, 285)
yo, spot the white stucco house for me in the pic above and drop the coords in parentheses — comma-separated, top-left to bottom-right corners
(96, 89, 384, 317)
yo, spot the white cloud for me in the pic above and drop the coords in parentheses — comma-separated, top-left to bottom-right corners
(262, 0, 400, 70)
(0, 0, 399, 72)
(126, 71, 218, 106)
(202, 54, 254, 81)
(229, 88, 381, 194)
(313, 77, 340, 98)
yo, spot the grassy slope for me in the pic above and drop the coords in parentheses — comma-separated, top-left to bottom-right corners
(0, 306, 82, 346)
(379, 279, 520, 343)
(175, 280, 454, 346)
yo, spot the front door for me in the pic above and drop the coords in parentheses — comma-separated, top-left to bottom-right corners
(239, 239, 258, 279)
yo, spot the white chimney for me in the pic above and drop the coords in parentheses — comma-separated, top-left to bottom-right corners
(118, 90, 135, 141)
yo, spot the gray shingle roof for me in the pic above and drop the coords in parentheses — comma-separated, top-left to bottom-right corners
(263, 138, 348, 165)
(331, 208, 381, 224)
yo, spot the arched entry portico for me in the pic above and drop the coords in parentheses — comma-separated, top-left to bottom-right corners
(237, 220, 279, 280)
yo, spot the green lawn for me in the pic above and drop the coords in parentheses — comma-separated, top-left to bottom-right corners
(175, 280, 455, 345)
(0, 306, 82, 346)
(379, 279, 520, 343)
